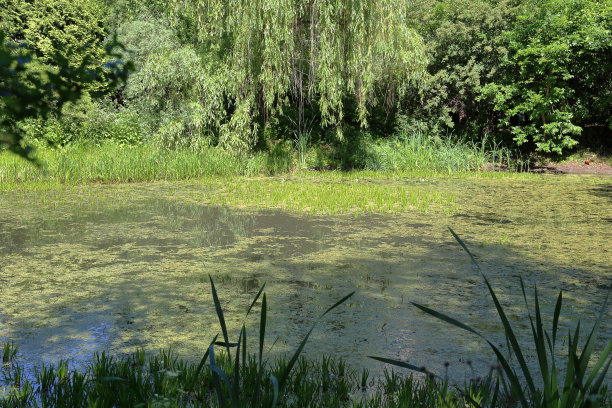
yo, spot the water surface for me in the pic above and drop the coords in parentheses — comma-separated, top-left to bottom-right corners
(1, 177, 610, 385)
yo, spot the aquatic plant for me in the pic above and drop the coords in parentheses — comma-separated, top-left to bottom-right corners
(0, 131, 525, 186)
(205, 275, 355, 407)
(207, 177, 457, 215)
(371, 228, 612, 408)
(1, 342, 18, 365)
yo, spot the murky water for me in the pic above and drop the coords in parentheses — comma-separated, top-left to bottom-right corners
(0, 176, 610, 385)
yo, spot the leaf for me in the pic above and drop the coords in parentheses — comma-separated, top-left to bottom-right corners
(270, 374, 279, 408)
(209, 274, 232, 365)
(481, 274, 537, 397)
(209, 344, 227, 408)
(278, 326, 316, 391)
(411, 302, 484, 339)
(192, 334, 219, 386)
(552, 290, 563, 346)
(448, 227, 480, 270)
(321, 291, 355, 317)
(246, 282, 266, 316)
(367, 356, 440, 379)
(279, 292, 354, 392)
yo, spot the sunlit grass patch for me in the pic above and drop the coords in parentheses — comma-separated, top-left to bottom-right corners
(0, 142, 259, 185)
(205, 178, 458, 215)
(0, 135, 536, 188)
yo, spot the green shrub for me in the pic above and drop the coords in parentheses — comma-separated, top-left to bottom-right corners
(19, 98, 143, 147)
(114, 17, 176, 69)
(479, 0, 612, 154)
(405, 0, 519, 141)
(0, 0, 108, 91)
(84, 105, 143, 145)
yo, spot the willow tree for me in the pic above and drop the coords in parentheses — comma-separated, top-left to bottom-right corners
(168, 0, 427, 151)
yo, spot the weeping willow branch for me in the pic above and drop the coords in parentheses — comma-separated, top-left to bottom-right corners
(169, 0, 427, 146)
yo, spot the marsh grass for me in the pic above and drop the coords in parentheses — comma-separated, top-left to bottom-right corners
(0, 349, 458, 407)
(0, 131, 524, 187)
(206, 178, 457, 215)
(1, 342, 18, 365)
(0, 142, 258, 184)
(341, 131, 522, 173)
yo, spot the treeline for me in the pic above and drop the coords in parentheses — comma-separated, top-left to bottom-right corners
(1, 0, 611, 161)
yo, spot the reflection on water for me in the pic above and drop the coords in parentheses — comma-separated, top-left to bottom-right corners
(0, 180, 610, 385)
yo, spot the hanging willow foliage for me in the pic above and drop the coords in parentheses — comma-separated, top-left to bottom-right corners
(170, 0, 427, 149)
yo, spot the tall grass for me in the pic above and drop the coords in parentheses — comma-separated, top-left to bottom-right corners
(0, 129, 523, 186)
(0, 142, 292, 184)
(360, 132, 514, 173)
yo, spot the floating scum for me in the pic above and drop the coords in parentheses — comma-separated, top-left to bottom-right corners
(165, 0, 427, 151)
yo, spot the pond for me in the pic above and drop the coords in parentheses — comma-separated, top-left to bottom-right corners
(0, 176, 610, 385)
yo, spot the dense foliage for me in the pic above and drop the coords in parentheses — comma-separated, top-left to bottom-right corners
(1, 0, 610, 162)
(480, 0, 612, 153)
(0, 0, 132, 158)
(0, 0, 107, 89)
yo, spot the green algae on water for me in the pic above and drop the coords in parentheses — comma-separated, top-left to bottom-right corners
(0, 174, 610, 384)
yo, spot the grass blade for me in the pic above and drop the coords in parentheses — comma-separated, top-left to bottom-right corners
(209, 344, 227, 408)
(576, 292, 609, 387)
(259, 293, 267, 363)
(321, 291, 355, 317)
(278, 326, 315, 391)
(270, 374, 279, 408)
(211, 364, 233, 404)
(448, 227, 480, 270)
(590, 355, 612, 394)
(279, 291, 354, 391)
(584, 337, 612, 391)
(192, 334, 219, 388)
(552, 290, 563, 346)
(209, 274, 232, 365)
(411, 302, 484, 339)
(251, 293, 267, 407)
(214, 341, 239, 348)
(463, 391, 484, 408)
(246, 283, 266, 316)
(561, 327, 580, 407)
(232, 326, 244, 407)
(242, 324, 247, 383)
(481, 274, 537, 397)
(533, 285, 550, 398)
(367, 356, 440, 379)
(484, 339, 530, 408)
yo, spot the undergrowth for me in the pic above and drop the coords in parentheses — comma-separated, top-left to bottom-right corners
(0, 130, 526, 186)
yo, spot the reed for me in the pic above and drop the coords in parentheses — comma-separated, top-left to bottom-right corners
(0, 132, 523, 186)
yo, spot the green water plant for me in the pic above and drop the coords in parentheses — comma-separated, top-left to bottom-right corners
(1, 347, 457, 407)
(1, 342, 18, 365)
(206, 274, 355, 407)
(371, 227, 612, 407)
